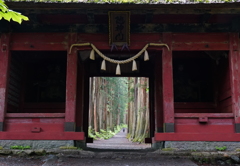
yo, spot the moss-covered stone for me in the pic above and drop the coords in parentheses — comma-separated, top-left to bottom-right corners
(59, 146, 78, 150)
(161, 148, 178, 151)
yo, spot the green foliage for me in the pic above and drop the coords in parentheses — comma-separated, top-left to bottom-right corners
(215, 146, 227, 151)
(10, 145, 31, 150)
(0, 0, 29, 24)
(88, 124, 126, 140)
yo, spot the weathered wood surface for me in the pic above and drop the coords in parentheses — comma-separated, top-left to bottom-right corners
(175, 113, 234, 118)
(155, 133, 240, 141)
(229, 33, 240, 124)
(6, 113, 65, 118)
(162, 33, 174, 132)
(0, 131, 84, 140)
(9, 33, 230, 51)
(0, 33, 11, 131)
(65, 34, 78, 127)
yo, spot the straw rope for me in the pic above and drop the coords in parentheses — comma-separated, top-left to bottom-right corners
(69, 43, 169, 64)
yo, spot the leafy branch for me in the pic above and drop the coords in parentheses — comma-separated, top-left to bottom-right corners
(0, 0, 29, 24)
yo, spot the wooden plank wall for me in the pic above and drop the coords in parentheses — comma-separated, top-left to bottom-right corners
(7, 54, 23, 113)
(216, 57, 232, 113)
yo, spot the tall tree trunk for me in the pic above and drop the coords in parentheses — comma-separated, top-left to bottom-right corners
(93, 77, 98, 132)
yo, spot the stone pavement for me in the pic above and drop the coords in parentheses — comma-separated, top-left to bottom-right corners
(0, 130, 240, 165)
(87, 129, 151, 150)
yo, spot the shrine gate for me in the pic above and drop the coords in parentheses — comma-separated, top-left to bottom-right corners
(1, 2, 240, 145)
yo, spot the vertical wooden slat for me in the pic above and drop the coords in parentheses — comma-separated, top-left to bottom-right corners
(65, 33, 78, 132)
(0, 33, 11, 131)
(162, 33, 174, 132)
(229, 33, 240, 133)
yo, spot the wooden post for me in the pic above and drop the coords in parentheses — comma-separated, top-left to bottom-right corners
(154, 55, 163, 132)
(65, 33, 78, 132)
(162, 33, 174, 132)
(229, 33, 240, 133)
(83, 73, 90, 141)
(76, 62, 84, 132)
(0, 33, 11, 131)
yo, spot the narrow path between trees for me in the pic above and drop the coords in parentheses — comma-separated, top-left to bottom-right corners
(87, 129, 151, 150)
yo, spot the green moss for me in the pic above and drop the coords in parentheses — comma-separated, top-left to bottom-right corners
(161, 148, 177, 151)
(10, 145, 31, 150)
(235, 148, 240, 151)
(59, 146, 78, 149)
(215, 146, 227, 151)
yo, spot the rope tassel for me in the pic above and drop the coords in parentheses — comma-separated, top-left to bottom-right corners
(101, 60, 106, 70)
(132, 60, 137, 71)
(144, 50, 149, 61)
(90, 49, 95, 60)
(116, 64, 121, 75)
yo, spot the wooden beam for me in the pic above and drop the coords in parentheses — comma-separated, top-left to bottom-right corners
(0, 33, 11, 131)
(172, 33, 229, 51)
(174, 102, 216, 109)
(9, 33, 230, 51)
(65, 33, 78, 132)
(162, 33, 174, 132)
(11, 33, 68, 51)
(175, 113, 234, 118)
(6, 113, 65, 118)
(229, 33, 240, 133)
(0, 132, 84, 140)
(155, 133, 240, 141)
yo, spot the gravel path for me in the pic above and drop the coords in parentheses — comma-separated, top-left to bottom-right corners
(87, 129, 151, 150)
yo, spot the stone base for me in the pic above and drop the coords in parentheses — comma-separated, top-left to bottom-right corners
(74, 140, 86, 149)
(151, 141, 164, 149)
(164, 141, 240, 151)
(0, 140, 74, 149)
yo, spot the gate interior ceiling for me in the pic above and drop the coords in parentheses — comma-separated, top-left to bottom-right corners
(0, 2, 240, 142)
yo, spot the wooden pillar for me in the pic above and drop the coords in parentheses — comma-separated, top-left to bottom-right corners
(229, 33, 240, 133)
(76, 62, 84, 132)
(162, 33, 174, 132)
(83, 73, 90, 140)
(0, 33, 11, 131)
(65, 33, 78, 132)
(154, 55, 163, 132)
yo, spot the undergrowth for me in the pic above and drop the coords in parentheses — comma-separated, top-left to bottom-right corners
(88, 124, 127, 140)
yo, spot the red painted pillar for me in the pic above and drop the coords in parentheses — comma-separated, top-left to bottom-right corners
(229, 33, 240, 133)
(162, 33, 174, 132)
(0, 33, 11, 131)
(65, 33, 78, 132)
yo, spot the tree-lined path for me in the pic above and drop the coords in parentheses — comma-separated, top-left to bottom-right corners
(88, 77, 150, 144)
(87, 129, 151, 150)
